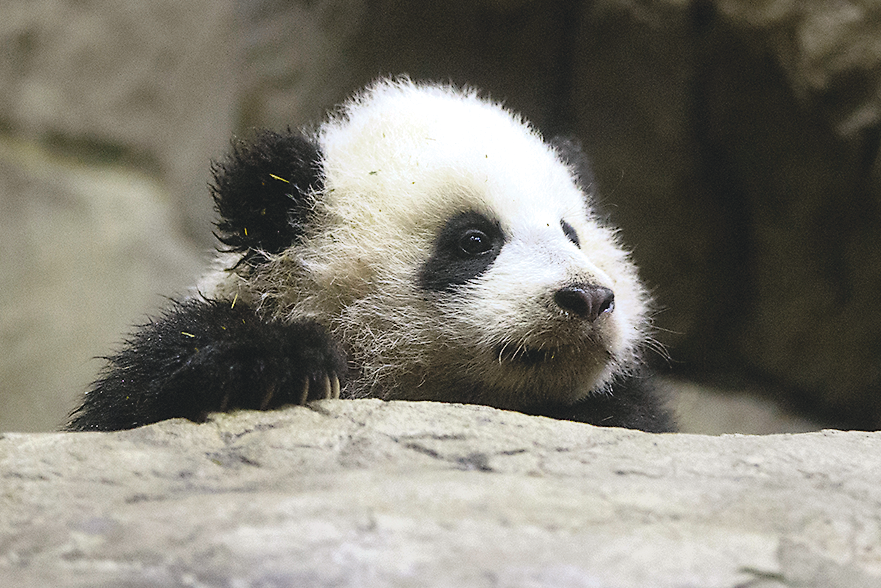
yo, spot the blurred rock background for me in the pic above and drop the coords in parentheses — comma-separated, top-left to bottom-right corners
(1, 0, 878, 433)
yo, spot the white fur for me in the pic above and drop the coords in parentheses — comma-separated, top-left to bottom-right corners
(202, 78, 651, 409)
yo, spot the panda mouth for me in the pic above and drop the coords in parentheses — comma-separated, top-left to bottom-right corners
(495, 343, 569, 367)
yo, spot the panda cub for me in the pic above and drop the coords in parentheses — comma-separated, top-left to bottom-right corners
(67, 78, 674, 433)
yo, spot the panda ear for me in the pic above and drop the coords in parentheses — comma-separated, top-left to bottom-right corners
(210, 129, 323, 265)
(550, 136, 596, 201)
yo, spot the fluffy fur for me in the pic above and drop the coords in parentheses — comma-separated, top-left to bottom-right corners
(67, 78, 673, 432)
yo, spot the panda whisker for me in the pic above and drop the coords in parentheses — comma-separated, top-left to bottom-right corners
(497, 342, 511, 364)
(643, 336, 671, 364)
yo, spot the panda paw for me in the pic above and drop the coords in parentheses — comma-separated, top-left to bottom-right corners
(66, 298, 349, 431)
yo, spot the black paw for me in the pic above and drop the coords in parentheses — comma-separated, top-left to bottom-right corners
(238, 318, 347, 410)
(67, 299, 348, 431)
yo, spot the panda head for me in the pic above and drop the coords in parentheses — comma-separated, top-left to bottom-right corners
(206, 78, 651, 411)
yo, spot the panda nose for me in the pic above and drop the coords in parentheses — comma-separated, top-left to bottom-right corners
(553, 285, 615, 321)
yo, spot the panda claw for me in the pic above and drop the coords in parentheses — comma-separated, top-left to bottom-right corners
(259, 384, 275, 410)
(321, 374, 332, 399)
(298, 377, 310, 405)
(331, 374, 341, 399)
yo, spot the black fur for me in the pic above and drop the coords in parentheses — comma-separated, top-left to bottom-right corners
(419, 211, 506, 292)
(66, 299, 347, 431)
(212, 129, 323, 267)
(550, 136, 597, 200)
(524, 372, 674, 432)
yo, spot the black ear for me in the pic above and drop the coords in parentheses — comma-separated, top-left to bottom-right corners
(211, 129, 323, 266)
(550, 136, 596, 200)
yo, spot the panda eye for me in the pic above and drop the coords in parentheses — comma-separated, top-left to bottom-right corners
(419, 211, 505, 292)
(459, 229, 493, 255)
(561, 220, 580, 248)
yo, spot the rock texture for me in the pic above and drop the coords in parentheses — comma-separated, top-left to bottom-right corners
(2, 400, 880, 587)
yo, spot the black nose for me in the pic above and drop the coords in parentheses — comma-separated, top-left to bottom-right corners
(553, 285, 615, 321)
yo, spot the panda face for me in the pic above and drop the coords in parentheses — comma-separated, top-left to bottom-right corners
(233, 80, 649, 409)
(410, 196, 641, 408)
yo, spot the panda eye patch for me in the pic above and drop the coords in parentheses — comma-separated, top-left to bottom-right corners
(459, 229, 493, 256)
(419, 211, 505, 292)
(561, 220, 580, 248)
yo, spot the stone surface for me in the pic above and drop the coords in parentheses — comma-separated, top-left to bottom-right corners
(667, 378, 824, 435)
(1, 400, 880, 587)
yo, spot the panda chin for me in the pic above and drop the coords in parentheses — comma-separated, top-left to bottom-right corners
(494, 336, 611, 368)
(489, 336, 615, 388)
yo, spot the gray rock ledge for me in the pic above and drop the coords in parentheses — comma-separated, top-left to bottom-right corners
(1, 399, 880, 588)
